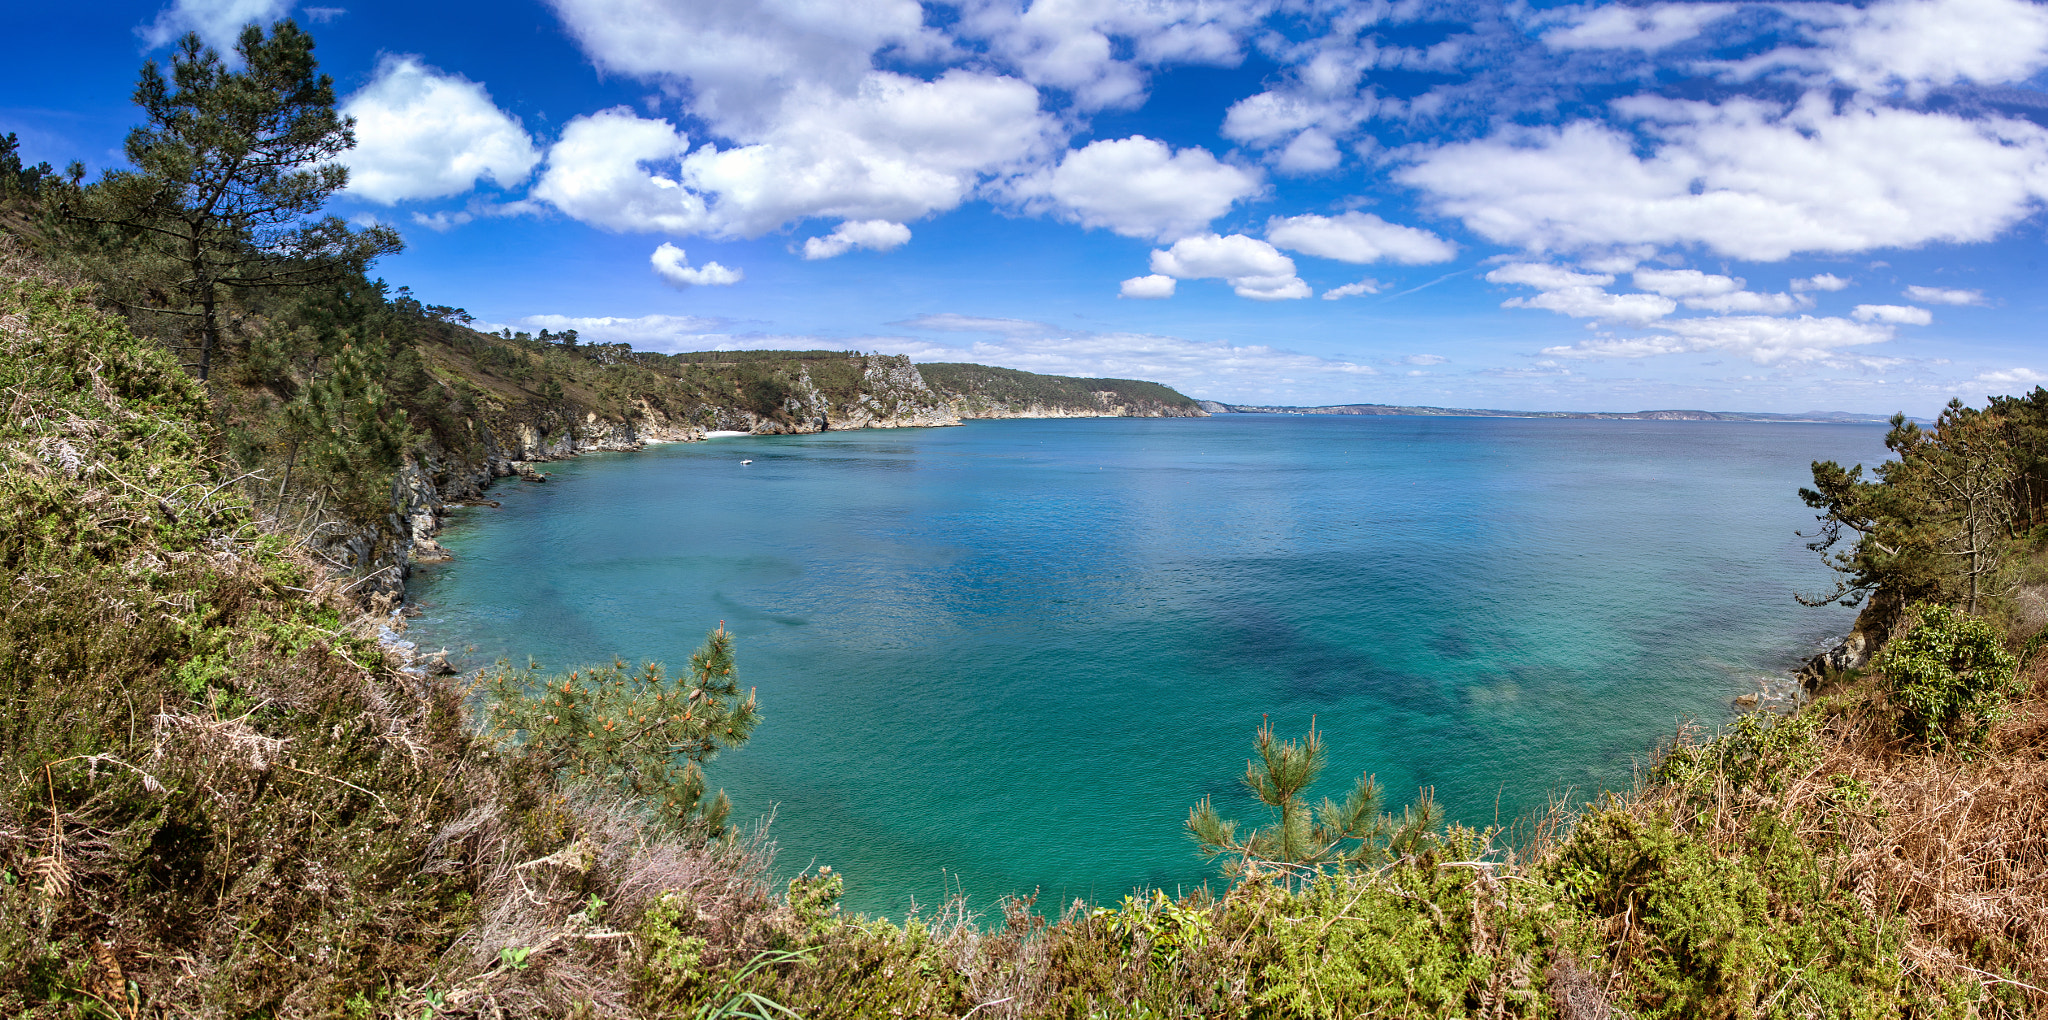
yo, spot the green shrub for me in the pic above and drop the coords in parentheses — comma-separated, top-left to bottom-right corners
(1226, 869, 1501, 1018)
(1546, 810, 1905, 1019)
(481, 626, 759, 832)
(1650, 710, 1823, 804)
(786, 867, 845, 941)
(1878, 603, 2023, 749)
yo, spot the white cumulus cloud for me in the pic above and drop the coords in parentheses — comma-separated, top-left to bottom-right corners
(1853, 303, 1933, 325)
(954, 0, 1272, 110)
(1486, 263, 1675, 324)
(139, 0, 291, 53)
(1735, 0, 2048, 96)
(548, 0, 942, 124)
(1012, 136, 1262, 242)
(529, 109, 709, 234)
(650, 243, 743, 288)
(537, 0, 1061, 240)
(1150, 233, 1309, 300)
(802, 220, 912, 260)
(680, 70, 1057, 237)
(341, 56, 540, 205)
(1793, 273, 1853, 292)
(1402, 93, 2048, 262)
(1631, 268, 1741, 299)
(1631, 270, 1802, 312)
(1903, 285, 1985, 306)
(1266, 211, 1456, 265)
(533, 74, 1057, 239)
(1322, 280, 1383, 300)
(1119, 274, 1177, 299)
(1539, 3, 1728, 52)
(1680, 291, 1805, 314)
(1971, 367, 2048, 388)
(1508, 287, 1676, 323)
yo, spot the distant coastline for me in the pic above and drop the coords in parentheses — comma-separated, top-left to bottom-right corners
(1197, 400, 1909, 424)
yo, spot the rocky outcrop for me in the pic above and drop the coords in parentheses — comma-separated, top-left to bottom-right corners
(316, 404, 710, 598)
(1796, 599, 1899, 690)
(694, 357, 964, 435)
(334, 354, 1204, 596)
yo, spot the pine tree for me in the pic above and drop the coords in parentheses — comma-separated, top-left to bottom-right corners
(71, 20, 400, 381)
(1801, 401, 2019, 617)
(1187, 721, 1441, 883)
(483, 625, 761, 834)
(275, 340, 414, 525)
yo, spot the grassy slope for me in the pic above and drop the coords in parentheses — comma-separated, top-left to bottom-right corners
(0, 250, 786, 1018)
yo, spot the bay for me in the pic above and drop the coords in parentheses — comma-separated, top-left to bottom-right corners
(405, 414, 1892, 916)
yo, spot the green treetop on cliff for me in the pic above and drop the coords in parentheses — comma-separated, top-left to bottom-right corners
(66, 19, 399, 382)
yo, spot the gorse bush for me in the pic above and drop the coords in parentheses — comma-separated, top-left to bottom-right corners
(1879, 602, 2022, 749)
(1650, 710, 1824, 805)
(1545, 809, 1906, 1019)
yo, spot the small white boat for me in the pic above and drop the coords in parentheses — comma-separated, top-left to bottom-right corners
(741, 459, 753, 465)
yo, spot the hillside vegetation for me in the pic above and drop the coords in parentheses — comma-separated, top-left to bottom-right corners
(3, 16, 2046, 1020)
(919, 363, 1204, 417)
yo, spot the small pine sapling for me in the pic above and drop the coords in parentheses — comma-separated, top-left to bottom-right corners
(483, 624, 759, 832)
(1188, 720, 1441, 882)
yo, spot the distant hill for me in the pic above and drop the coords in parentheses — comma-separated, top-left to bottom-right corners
(1197, 400, 1905, 423)
(918, 362, 1205, 419)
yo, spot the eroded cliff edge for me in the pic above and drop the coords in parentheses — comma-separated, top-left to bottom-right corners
(335, 349, 1204, 595)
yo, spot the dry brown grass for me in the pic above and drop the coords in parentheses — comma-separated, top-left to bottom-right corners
(1621, 650, 2048, 1014)
(436, 801, 783, 1019)
(1811, 666, 2048, 1000)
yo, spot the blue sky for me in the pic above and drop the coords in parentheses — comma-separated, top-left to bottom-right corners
(7, 0, 2048, 413)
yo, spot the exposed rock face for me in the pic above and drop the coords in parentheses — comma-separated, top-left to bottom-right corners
(1798, 599, 1895, 689)
(318, 404, 712, 597)
(339, 357, 975, 595)
(694, 355, 964, 435)
(334, 355, 1202, 596)
(1801, 630, 1873, 687)
(842, 356, 966, 429)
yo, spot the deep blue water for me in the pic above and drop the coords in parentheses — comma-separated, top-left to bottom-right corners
(405, 414, 1891, 916)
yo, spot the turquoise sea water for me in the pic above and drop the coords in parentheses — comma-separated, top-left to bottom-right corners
(405, 414, 1892, 917)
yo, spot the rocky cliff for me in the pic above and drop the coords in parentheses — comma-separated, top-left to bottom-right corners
(322, 349, 1202, 594)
